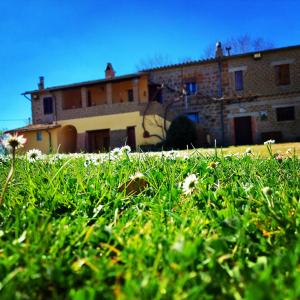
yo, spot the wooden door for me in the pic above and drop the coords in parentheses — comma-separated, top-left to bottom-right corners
(127, 126, 136, 151)
(234, 116, 253, 145)
(88, 129, 110, 152)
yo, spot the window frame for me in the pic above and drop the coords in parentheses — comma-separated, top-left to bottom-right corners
(276, 106, 295, 122)
(234, 70, 244, 91)
(185, 82, 197, 95)
(127, 89, 134, 102)
(36, 131, 43, 141)
(275, 64, 290, 86)
(43, 97, 53, 115)
(186, 112, 200, 123)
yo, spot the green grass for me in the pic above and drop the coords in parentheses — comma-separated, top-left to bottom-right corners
(168, 142, 300, 157)
(0, 147, 300, 299)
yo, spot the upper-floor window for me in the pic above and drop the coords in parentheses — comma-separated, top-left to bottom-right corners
(43, 97, 53, 115)
(275, 64, 290, 86)
(276, 106, 295, 121)
(185, 82, 197, 95)
(128, 89, 134, 102)
(235, 70, 244, 91)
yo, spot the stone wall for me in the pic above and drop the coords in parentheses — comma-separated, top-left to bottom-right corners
(148, 46, 300, 145)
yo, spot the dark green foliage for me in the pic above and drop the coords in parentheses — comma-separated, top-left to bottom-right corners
(165, 115, 197, 149)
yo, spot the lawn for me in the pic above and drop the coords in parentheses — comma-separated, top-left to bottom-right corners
(0, 144, 300, 299)
(178, 142, 300, 157)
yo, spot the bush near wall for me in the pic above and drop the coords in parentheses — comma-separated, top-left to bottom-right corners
(165, 115, 197, 149)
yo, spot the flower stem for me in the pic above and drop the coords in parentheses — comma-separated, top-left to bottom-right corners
(0, 148, 15, 205)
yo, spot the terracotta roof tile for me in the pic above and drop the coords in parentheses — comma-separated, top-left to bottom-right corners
(5, 123, 61, 134)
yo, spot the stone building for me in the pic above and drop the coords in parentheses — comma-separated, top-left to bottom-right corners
(6, 43, 300, 153)
(146, 43, 300, 146)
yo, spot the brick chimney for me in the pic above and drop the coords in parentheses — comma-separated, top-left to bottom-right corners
(215, 41, 223, 59)
(105, 63, 115, 79)
(38, 76, 44, 90)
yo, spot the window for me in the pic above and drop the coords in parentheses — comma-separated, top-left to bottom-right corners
(185, 82, 197, 95)
(235, 70, 244, 91)
(186, 112, 199, 123)
(128, 89, 134, 102)
(275, 64, 290, 86)
(36, 131, 42, 141)
(276, 106, 295, 121)
(43, 97, 53, 115)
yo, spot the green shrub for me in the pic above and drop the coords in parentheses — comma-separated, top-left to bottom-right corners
(165, 115, 197, 149)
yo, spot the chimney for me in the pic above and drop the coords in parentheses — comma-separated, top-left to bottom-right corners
(215, 41, 223, 59)
(38, 76, 44, 90)
(105, 63, 115, 79)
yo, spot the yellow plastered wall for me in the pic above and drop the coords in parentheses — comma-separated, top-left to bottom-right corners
(16, 129, 59, 154)
(58, 112, 168, 146)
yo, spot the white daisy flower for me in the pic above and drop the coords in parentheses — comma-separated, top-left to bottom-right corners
(207, 161, 219, 170)
(182, 174, 198, 195)
(27, 149, 43, 162)
(93, 204, 103, 217)
(245, 147, 252, 155)
(120, 145, 131, 155)
(264, 140, 275, 145)
(129, 171, 145, 180)
(171, 235, 185, 252)
(2, 133, 26, 151)
(84, 158, 92, 167)
(110, 147, 121, 157)
(262, 186, 272, 196)
(91, 156, 103, 166)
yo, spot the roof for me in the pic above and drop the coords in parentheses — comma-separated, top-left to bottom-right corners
(22, 44, 300, 95)
(23, 73, 143, 95)
(142, 44, 300, 71)
(5, 123, 61, 134)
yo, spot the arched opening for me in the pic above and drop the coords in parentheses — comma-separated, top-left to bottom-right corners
(57, 125, 77, 153)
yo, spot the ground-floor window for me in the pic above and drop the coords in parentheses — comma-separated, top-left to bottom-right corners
(186, 112, 199, 123)
(36, 131, 42, 141)
(276, 106, 295, 121)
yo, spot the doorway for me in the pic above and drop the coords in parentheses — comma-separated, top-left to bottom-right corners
(234, 116, 253, 145)
(87, 129, 110, 152)
(127, 126, 136, 151)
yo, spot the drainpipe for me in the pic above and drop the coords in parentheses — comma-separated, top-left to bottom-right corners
(50, 91, 58, 124)
(215, 42, 225, 146)
(46, 128, 52, 153)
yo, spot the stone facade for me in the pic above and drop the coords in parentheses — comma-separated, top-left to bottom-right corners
(147, 45, 300, 145)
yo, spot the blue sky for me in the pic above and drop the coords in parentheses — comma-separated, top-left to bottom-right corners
(1, 0, 299, 130)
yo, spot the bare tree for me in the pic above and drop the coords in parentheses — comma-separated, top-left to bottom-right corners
(202, 34, 274, 58)
(136, 54, 196, 71)
(135, 54, 174, 71)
